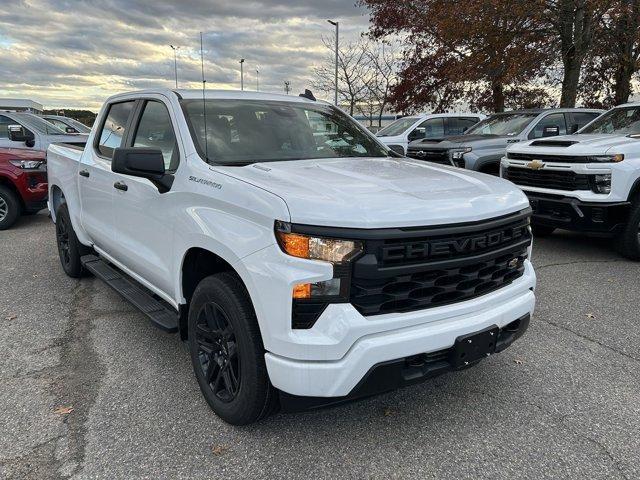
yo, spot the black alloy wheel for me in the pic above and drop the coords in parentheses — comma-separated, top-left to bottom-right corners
(194, 302, 241, 403)
(56, 212, 72, 267)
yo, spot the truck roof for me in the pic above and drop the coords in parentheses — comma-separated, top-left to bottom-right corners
(106, 88, 326, 105)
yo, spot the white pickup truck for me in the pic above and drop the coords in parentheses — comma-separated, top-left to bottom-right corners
(47, 89, 536, 424)
(502, 103, 640, 259)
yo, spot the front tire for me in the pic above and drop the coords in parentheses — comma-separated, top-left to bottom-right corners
(188, 272, 277, 425)
(0, 185, 21, 230)
(615, 196, 640, 260)
(55, 202, 91, 277)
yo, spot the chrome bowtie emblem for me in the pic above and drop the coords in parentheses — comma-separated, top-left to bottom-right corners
(526, 159, 545, 170)
(508, 258, 519, 268)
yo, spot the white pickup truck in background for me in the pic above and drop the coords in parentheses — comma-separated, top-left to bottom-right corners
(502, 103, 640, 259)
(47, 89, 536, 424)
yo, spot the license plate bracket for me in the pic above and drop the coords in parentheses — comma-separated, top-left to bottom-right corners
(451, 325, 499, 368)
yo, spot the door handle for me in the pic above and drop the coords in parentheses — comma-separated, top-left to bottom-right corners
(113, 181, 128, 191)
(79, 170, 90, 178)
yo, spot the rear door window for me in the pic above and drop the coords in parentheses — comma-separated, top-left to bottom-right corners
(96, 101, 135, 158)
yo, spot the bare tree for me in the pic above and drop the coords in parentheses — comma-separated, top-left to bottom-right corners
(358, 41, 400, 127)
(313, 37, 372, 115)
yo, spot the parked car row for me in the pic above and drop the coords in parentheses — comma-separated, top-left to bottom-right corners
(403, 108, 603, 174)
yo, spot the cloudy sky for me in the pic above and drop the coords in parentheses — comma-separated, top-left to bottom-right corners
(0, 0, 371, 111)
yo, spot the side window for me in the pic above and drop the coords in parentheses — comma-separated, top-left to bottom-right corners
(447, 117, 480, 135)
(569, 112, 600, 132)
(530, 113, 567, 139)
(0, 115, 12, 139)
(410, 118, 445, 140)
(132, 101, 178, 170)
(96, 101, 135, 158)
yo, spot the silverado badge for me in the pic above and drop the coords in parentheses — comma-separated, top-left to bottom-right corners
(525, 159, 545, 170)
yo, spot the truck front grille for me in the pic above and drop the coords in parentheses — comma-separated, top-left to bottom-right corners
(406, 149, 451, 165)
(349, 210, 531, 317)
(503, 167, 591, 191)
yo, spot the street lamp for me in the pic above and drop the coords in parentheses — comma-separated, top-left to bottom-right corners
(169, 45, 180, 89)
(256, 68, 260, 92)
(327, 20, 339, 106)
(239, 58, 245, 91)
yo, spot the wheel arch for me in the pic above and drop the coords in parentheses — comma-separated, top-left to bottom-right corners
(178, 247, 256, 341)
(50, 184, 65, 222)
(627, 177, 640, 202)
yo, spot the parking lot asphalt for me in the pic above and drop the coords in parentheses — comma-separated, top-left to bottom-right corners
(1, 212, 639, 480)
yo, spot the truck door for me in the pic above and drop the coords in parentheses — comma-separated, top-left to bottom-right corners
(109, 98, 179, 297)
(78, 100, 135, 257)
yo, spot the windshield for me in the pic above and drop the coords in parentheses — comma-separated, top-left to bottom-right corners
(579, 107, 640, 135)
(376, 117, 419, 136)
(466, 113, 538, 136)
(14, 113, 66, 135)
(181, 99, 388, 165)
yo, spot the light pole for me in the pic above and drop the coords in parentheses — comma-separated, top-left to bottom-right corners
(169, 45, 180, 89)
(327, 20, 339, 106)
(284, 80, 291, 95)
(256, 68, 260, 92)
(239, 58, 245, 91)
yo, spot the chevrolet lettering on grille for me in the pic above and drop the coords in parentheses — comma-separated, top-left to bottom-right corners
(381, 226, 528, 261)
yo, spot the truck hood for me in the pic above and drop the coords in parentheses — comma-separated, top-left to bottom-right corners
(409, 134, 510, 151)
(509, 134, 640, 156)
(217, 157, 529, 228)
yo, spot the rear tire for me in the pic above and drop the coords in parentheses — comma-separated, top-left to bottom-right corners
(0, 185, 21, 230)
(531, 223, 555, 237)
(188, 272, 277, 425)
(55, 202, 91, 278)
(615, 196, 640, 260)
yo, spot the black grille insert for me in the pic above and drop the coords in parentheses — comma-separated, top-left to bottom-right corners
(507, 152, 589, 163)
(503, 167, 591, 191)
(349, 211, 531, 317)
(406, 149, 451, 165)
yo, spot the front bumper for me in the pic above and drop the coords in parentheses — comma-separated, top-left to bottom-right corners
(527, 192, 630, 234)
(259, 261, 535, 398)
(279, 314, 530, 411)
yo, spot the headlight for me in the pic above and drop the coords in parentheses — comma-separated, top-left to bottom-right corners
(9, 159, 44, 169)
(587, 154, 624, 163)
(452, 147, 472, 160)
(590, 174, 611, 194)
(275, 221, 362, 263)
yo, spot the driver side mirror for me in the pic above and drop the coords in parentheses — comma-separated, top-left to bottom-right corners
(542, 125, 560, 137)
(65, 127, 78, 134)
(8, 124, 35, 146)
(408, 128, 425, 141)
(112, 148, 173, 193)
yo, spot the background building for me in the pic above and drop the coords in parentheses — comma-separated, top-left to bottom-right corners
(0, 99, 44, 115)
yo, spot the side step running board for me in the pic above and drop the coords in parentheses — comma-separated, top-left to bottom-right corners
(81, 255, 179, 333)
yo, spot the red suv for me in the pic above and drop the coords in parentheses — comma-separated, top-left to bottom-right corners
(0, 148, 48, 229)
